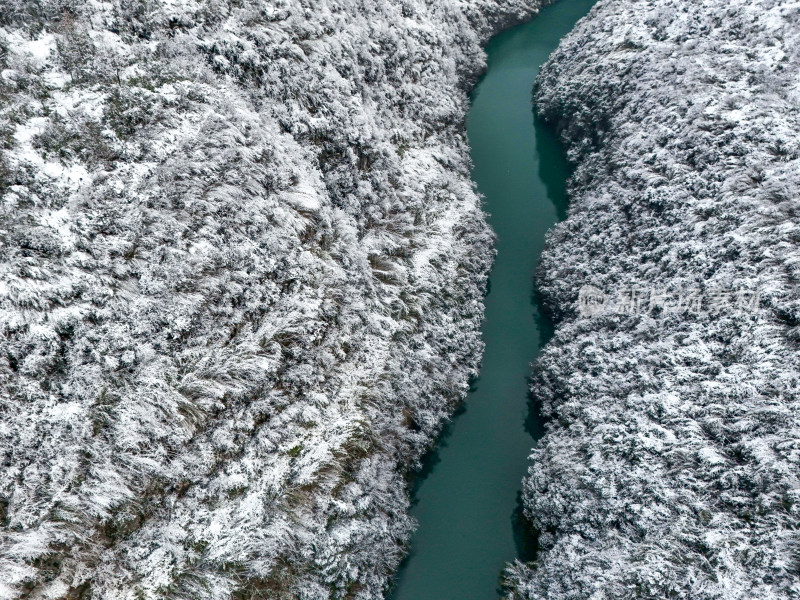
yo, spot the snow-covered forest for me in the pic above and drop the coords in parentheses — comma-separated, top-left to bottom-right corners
(506, 0, 800, 598)
(0, 0, 542, 598)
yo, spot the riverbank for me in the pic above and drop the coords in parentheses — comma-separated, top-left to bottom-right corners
(506, 1, 800, 598)
(0, 1, 542, 598)
(391, 2, 595, 599)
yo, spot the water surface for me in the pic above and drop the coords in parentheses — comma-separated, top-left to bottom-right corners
(390, 1, 596, 598)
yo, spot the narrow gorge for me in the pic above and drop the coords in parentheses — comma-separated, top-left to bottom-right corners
(2, 0, 799, 599)
(390, 2, 594, 598)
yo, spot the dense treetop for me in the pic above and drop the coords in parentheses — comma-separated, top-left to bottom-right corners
(506, 1, 800, 598)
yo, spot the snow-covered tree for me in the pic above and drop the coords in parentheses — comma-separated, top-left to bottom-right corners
(0, 0, 541, 597)
(506, 1, 800, 598)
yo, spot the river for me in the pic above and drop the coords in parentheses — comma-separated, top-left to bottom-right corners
(389, 1, 596, 598)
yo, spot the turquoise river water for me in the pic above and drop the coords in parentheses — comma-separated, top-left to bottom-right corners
(390, 1, 596, 599)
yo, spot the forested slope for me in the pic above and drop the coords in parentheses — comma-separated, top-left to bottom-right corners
(0, 0, 540, 598)
(507, 0, 800, 598)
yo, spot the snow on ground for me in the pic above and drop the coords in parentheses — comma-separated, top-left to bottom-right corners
(0, 0, 540, 598)
(505, 1, 800, 599)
